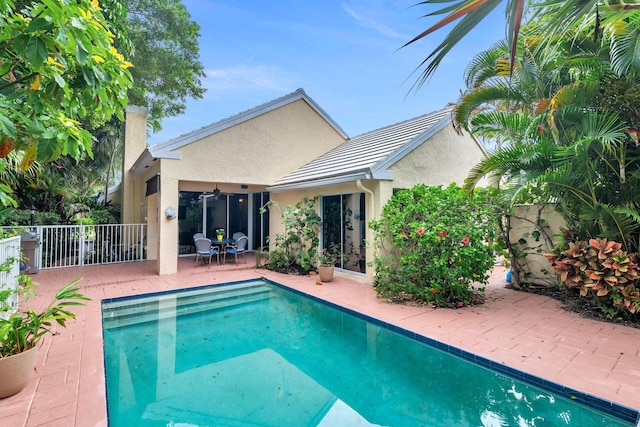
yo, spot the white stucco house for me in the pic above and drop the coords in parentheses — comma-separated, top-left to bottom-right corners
(121, 88, 487, 280)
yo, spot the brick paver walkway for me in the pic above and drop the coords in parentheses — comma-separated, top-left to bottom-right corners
(1, 257, 638, 426)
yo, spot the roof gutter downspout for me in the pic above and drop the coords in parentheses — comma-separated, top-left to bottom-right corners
(356, 179, 375, 220)
(357, 179, 375, 282)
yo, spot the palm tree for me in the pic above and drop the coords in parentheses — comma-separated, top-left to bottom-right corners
(460, 20, 640, 251)
(0, 153, 41, 210)
(454, 25, 606, 132)
(81, 117, 124, 206)
(404, 0, 640, 89)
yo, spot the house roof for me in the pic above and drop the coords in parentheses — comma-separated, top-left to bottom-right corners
(267, 106, 455, 192)
(130, 88, 348, 174)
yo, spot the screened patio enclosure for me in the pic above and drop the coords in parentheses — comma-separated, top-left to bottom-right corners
(178, 191, 270, 254)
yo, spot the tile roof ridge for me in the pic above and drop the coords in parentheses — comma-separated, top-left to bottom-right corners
(348, 105, 454, 140)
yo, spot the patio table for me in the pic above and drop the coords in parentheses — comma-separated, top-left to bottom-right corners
(209, 238, 235, 248)
(209, 238, 236, 264)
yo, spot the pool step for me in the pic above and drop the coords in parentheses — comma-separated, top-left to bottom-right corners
(103, 282, 273, 329)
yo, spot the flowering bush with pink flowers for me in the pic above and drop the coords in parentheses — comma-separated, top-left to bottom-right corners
(370, 184, 499, 308)
(317, 244, 343, 266)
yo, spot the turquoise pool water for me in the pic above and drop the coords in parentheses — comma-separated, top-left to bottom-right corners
(102, 279, 637, 426)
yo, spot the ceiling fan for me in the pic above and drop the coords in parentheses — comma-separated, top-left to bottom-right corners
(212, 183, 222, 198)
(207, 183, 234, 200)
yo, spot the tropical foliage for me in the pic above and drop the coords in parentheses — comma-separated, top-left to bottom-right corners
(403, 0, 640, 88)
(264, 198, 322, 274)
(459, 19, 640, 254)
(546, 232, 640, 320)
(370, 184, 500, 307)
(75, 0, 205, 208)
(1, 0, 206, 221)
(0, 0, 133, 210)
(0, 0, 133, 167)
(451, 13, 640, 320)
(0, 274, 89, 357)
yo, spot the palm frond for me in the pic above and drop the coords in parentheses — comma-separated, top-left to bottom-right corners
(538, 167, 597, 208)
(578, 111, 626, 154)
(549, 81, 602, 112)
(618, 204, 640, 224)
(506, 0, 526, 74)
(606, 18, 640, 75)
(469, 110, 543, 143)
(0, 152, 41, 186)
(532, 0, 598, 45)
(454, 83, 528, 131)
(463, 140, 554, 192)
(463, 41, 509, 88)
(404, 0, 504, 90)
(580, 202, 639, 249)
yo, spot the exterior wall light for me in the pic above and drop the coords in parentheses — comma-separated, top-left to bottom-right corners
(165, 206, 177, 220)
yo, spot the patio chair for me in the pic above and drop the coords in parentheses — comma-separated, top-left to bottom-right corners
(224, 235, 248, 264)
(192, 233, 206, 262)
(194, 238, 219, 268)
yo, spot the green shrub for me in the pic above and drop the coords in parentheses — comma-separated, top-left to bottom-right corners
(72, 217, 94, 225)
(2, 209, 63, 226)
(265, 197, 321, 274)
(88, 205, 119, 224)
(370, 184, 499, 307)
(266, 249, 290, 271)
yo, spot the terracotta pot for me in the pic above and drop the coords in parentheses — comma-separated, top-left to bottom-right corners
(318, 265, 334, 282)
(0, 345, 38, 398)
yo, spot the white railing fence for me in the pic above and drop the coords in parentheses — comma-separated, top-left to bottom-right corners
(1, 224, 147, 270)
(0, 235, 21, 318)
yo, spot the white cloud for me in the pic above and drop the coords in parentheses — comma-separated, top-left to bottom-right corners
(203, 65, 291, 95)
(342, 4, 404, 39)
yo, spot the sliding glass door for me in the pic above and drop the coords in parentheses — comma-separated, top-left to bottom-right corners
(178, 192, 201, 253)
(252, 192, 270, 251)
(204, 194, 248, 239)
(178, 191, 248, 252)
(322, 193, 366, 273)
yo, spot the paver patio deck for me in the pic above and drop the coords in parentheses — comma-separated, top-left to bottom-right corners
(1, 256, 639, 426)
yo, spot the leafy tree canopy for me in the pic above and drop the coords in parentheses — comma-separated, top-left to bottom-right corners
(123, 0, 206, 131)
(70, 0, 207, 213)
(0, 0, 133, 206)
(0, 0, 133, 166)
(2, 0, 206, 217)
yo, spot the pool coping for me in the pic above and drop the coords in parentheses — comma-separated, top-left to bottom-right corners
(101, 277, 640, 425)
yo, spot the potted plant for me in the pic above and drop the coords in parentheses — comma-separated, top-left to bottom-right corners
(215, 228, 225, 241)
(317, 244, 342, 282)
(0, 273, 89, 398)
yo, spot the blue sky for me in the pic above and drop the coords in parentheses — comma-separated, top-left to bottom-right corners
(146, 0, 506, 145)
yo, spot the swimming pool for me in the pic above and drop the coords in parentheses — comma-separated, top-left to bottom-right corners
(102, 279, 638, 426)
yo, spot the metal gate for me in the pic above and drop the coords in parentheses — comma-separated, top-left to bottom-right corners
(5, 224, 147, 270)
(0, 235, 21, 316)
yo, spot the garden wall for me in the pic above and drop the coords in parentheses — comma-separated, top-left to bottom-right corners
(508, 204, 566, 287)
